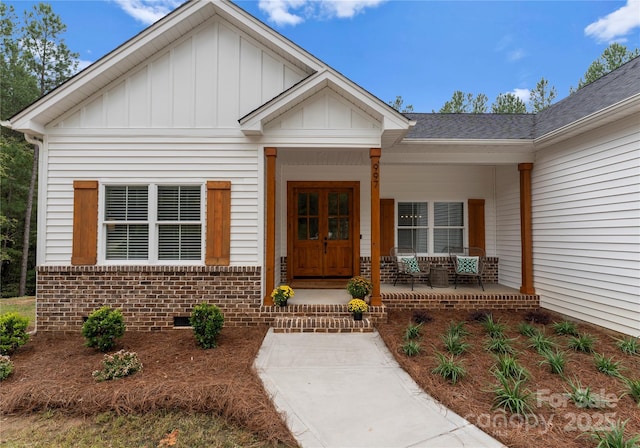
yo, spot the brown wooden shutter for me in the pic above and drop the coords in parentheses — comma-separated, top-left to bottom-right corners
(206, 181, 231, 266)
(380, 198, 395, 256)
(468, 198, 485, 255)
(71, 180, 98, 265)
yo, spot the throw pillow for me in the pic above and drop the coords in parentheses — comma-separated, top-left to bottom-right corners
(401, 257, 421, 273)
(457, 256, 479, 274)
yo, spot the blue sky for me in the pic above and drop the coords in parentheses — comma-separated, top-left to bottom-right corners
(7, 0, 640, 112)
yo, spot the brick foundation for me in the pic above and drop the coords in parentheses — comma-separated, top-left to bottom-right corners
(381, 291, 539, 310)
(36, 265, 263, 331)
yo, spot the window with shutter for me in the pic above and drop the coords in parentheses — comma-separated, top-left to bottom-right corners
(158, 186, 202, 260)
(397, 202, 428, 253)
(105, 186, 149, 260)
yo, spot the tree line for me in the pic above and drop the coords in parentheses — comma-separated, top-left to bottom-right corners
(390, 43, 639, 114)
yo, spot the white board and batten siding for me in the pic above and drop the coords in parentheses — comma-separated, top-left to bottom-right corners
(40, 16, 310, 267)
(532, 115, 640, 336)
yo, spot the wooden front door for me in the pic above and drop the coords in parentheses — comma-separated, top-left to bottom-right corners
(288, 182, 359, 279)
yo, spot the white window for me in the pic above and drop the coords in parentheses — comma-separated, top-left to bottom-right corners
(397, 202, 428, 253)
(104, 184, 202, 262)
(433, 202, 464, 253)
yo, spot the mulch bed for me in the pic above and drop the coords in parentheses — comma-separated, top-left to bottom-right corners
(0, 327, 297, 447)
(377, 309, 640, 448)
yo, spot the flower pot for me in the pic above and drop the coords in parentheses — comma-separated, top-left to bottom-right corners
(353, 312, 363, 321)
(278, 299, 288, 307)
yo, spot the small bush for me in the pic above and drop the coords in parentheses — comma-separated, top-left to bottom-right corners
(190, 303, 225, 349)
(403, 323, 422, 341)
(491, 371, 534, 416)
(593, 353, 624, 377)
(0, 312, 30, 355)
(622, 378, 640, 405)
(82, 307, 126, 352)
(528, 333, 556, 354)
(445, 321, 469, 338)
(432, 352, 466, 384)
(93, 350, 143, 382)
(517, 322, 541, 338)
(565, 376, 608, 409)
(552, 320, 579, 336)
(524, 309, 551, 325)
(481, 315, 507, 338)
(539, 349, 568, 375)
(568, 333, 597, 353)
(485, 335, 516, 355)
(441, 332, 471, 356)
(615, 336, 639, 356)
(0, 355, 14, 381)
(412, 310, 433, 324)
(402, 340, 421, 357)
(590, 419, 640, 448)
(492, 354, 529, 381)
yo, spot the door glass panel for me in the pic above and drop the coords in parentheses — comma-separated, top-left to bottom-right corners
(328, 193, 338, 215)
(328, 217, 338, 240)
(297, 218, 308, 240)
(339, 193, 348, 215)
(309, 218, 319, 239)
(340, 218, 349, 240)
(309, 193, 318, 216)
(298, 193, 307, 216)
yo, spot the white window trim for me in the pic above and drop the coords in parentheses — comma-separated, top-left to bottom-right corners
(99, 182, 206, 265)
(396, 200, 467, 256)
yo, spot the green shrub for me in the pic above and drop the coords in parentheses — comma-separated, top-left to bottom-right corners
(445, 321, 469, 338)
(0, 312, 30, 355)
(565, 376, 608, 409)
(441, 332, 471, 355)
(432, 352, 466, 384)
(481, 315, 507, 338)
(622, 378, 640, 405)
(402, 340, 421, 357)
(589, 419, 640, 448)
(568, 333, 597, 353)
(93, 350, 143, 382)
(539, 349, 568, 375)
(0, 355, 14, 381)
(528, 333, 556, 354)
(593, 353, 624, 377)
(82, 307, 126, 352)
(492, 354, 529, 381)
(485, 335, 516, 355)
(615, 336, 639, 356)
(517, 322, 540, 338)
(190, 303, 225, 349)
(552, 320, 579, 336)
(403, 323, 422, 341)
(491, 371, 534, 416)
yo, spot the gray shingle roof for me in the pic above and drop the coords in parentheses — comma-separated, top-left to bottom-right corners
(406, 57, 639, 140)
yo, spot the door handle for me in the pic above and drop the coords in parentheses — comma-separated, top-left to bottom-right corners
(324, 237, 328, 254)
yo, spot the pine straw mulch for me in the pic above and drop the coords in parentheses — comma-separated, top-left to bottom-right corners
(377, 309, 640, 448)
(0, 327, 298, 447)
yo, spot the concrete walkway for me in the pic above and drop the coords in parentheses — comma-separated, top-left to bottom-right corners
(255, 330, 506, 448)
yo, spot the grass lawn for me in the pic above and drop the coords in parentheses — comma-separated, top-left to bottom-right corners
(0, 297, 35, 331)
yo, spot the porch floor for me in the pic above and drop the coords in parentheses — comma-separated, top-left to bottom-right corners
(288, 282, 530, 305)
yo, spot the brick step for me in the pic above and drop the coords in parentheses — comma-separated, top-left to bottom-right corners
(261, 304, 387, 324)
(272, 316, 375, 333)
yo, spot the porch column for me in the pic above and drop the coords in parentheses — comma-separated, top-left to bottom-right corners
(264, 147, 277, 306)
(370, 148, 382, 306)
(518, 163, 535, 294)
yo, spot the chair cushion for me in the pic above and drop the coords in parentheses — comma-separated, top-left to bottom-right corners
(457, 256, 479, 274)
(401, 257, 421, 273)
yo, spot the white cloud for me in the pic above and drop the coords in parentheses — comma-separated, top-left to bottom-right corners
(507, 49, 525, 62)
(258, 0, 386, 26)
(77, 59, 93, 72)
(511, 88, 530, 103)
(585, 0, 640, 43)
(113, 0, 183, 26)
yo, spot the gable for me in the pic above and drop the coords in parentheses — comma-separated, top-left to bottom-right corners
(52, 17, 309, 130)
(263, 87, 381, 133)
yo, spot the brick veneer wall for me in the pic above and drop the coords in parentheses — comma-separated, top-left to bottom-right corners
(36, 266, 263, 332)
(381, 291, 539, 311)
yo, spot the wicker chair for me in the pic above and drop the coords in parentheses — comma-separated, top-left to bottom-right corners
(390, 247, 432, 291)
(449, 247, 485, 291)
